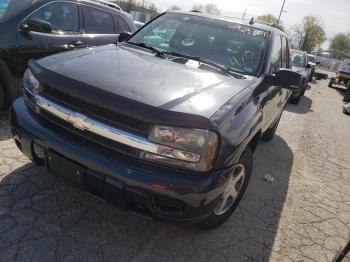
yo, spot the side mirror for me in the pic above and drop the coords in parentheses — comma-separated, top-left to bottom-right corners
(118, 32, 132, 43)
(274, 69, 303, 90)
(23, 18, 52, 34)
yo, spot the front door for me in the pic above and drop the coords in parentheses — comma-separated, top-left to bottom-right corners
(16, 1, 86, 78)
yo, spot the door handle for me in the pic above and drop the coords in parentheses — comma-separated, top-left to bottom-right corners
(69, 41, 84, 47)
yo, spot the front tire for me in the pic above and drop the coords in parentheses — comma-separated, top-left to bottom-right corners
(328, 78, 335, 88)
(198, 148, 253, 229)
(289, 92, 302, 104)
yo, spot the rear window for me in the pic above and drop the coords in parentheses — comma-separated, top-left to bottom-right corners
(0, 0, 44, 22)
(308, 55, 315, 63)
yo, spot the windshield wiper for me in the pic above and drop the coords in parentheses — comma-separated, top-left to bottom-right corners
(126, 42, 166, 58)
(162, 51, 246, 79)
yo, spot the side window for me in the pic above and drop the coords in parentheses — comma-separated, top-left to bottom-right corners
(270, 35, 282, 73)
(84, 6, 115, 34)
(281, 36, 289, 68)
(118, 16, 132, 33)
(29, 2, 79, 34)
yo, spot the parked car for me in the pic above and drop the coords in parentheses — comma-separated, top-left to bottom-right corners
(307, 54, 319, 81)
(329, 59, 350, 89)
(290, 49, 311, 104)
(134, 20, 145, 29)
(343, 103, 350, 115)
(10, 11, 302, 228)
(0, 0, 136, 110)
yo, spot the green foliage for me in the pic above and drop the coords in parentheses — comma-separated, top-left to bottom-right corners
(148, 2, 157, 12)
(169, 5, 181, 11)
(110, 0, 158, 14)
(192, 4, 221, 15)
(330, 33, 350, 59)
(293, 15, 326, 53)
(257, 14, 278, 24)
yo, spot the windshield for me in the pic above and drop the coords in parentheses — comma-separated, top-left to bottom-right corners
(128, 13, 268, 76)
(338, 60, 350, 72)
(308, 55, 315, 63)
(0, 0, 42, 22)
(292, 51, 306, 67)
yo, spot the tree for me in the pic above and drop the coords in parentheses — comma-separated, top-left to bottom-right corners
(205, 4, 220, 15)
(148, 2, 158, 12)
(293, 15, 326, 53)
(257, 14, 278, 24)
(192, 4, 203, 12)
(192, 4, 220, 15)
(329, 33, 350, 59)
(169, 5, 181, 11)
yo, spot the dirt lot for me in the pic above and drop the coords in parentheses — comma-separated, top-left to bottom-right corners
(0, 78, 349, 262)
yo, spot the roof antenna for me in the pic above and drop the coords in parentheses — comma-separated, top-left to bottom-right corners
(249, 17, 254, 25)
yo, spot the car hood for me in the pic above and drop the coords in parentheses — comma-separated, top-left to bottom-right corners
(36, 44, 256, 120)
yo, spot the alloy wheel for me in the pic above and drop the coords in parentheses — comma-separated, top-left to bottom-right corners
(213, 164, 246, 215)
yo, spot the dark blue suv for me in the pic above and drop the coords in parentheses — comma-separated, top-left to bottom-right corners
(10, 12, 302, 228)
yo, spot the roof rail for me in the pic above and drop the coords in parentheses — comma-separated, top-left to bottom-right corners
(91, 0, 121, 10)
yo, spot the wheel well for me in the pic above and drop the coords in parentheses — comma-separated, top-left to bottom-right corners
(247, 130, 261, 152)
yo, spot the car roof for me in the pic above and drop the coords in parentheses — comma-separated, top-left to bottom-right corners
(166, 11, 286, 34)
(79, 0, 123, 13)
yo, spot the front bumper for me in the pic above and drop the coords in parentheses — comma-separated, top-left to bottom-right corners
(10, 98, 233, 223)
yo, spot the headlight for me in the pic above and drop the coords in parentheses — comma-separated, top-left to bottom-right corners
(23, 69, 40, 95)
(140, 126, 219, 172)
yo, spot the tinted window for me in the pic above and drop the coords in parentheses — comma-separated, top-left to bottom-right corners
(84, 6, 115, 34)
(270, 35, 282, 73)
(29, 2, 79, 34)
(129, 13, 268, 76)
(118, 16, 131, 33)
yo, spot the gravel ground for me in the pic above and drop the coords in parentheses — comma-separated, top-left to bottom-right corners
(0, 78, 349, 262)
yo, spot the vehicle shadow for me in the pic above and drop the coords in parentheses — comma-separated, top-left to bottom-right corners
(0, 113, 11, 141)
(0, 135, 293, 261)
(285, 96, 312, 114)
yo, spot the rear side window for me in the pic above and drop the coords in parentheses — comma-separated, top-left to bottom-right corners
(117, 16, 131, 33)
(84, 6, 115, 34)
(29, 2, 79, 34)
(270, 35, 282, 73)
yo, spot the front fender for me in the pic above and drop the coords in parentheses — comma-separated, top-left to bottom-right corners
(212, 95, 263, 169)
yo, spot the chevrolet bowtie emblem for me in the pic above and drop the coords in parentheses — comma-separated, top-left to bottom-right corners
(67, 113, 91, 130)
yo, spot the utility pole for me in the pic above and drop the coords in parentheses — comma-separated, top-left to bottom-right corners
(242, 9, 247, 22)
(277, 0, 286, 25)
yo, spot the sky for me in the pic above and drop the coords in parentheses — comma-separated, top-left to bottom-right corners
(148, 0, 350, 49)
